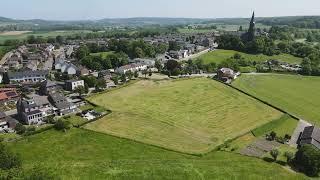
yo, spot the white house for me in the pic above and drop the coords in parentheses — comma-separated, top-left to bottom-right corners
(115, 63, 148, 74)
(65, 80, 85, 91)
(55, 59, 78, 75)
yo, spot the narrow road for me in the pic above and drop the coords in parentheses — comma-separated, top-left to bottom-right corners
(179, 48, 211, 62)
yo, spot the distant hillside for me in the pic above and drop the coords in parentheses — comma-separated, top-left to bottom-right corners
(258, 16, 320, 29)
(1, 16, 320, 31)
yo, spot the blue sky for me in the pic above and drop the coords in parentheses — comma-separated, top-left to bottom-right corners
(1, 0, 320, 20)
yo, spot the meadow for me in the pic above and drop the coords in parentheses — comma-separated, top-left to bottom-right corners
(233, 74, 320, 125)
(0, 30, 90, 44)
(198, 49, 302, 65)
(6, 128, 307, 179)
(90, 51, 115, 58)
(84, 78, 283, 154)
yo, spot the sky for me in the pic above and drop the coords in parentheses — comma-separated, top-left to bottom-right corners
(1, 0, 320, 20)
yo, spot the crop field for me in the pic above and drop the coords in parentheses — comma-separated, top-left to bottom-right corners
(0, 30, 90, 44)
(233, 74, 320, 125)
(90, 51, 115, 58)
(6, 128, 307, 179)
(84, 78, 283, 154)
(198, 49, 302, 65)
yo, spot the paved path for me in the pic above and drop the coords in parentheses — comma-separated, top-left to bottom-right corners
(289, 120, 312, 147)
(179, 49, 211, 62)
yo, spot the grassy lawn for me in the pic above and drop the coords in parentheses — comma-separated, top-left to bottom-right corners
(233, 74, 320, 126)
(84, 78, 283, 154)
(0, 30, 90, 44)
(0, 45, 12, 59)
(252, 115, 298, 137)
(198, 49, 302, 65)
(6, 128, 307, 179)
(90, 51, 115, 58)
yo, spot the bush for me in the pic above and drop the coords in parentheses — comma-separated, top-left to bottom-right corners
(14, 123, 26, 135)
(270, 149, 280, 161)
(0, 143, 22, 170)
(284, 151, 294, 164)
(294, 145, 320, 177)
(54, 120, 71, 132)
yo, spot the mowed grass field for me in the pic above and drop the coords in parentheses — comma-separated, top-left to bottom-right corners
(199, 49, 302, 65)
(7, 128, 307, 179)
(90, 51, 115, 58)
(233, 74, 320, 125)
(84, 78, 283, 154)
(0, 30, 90, 44)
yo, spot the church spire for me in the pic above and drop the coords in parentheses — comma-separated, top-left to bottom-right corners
(247, 11, 256, 41)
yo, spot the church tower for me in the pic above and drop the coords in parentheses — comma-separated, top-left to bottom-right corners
(247, 11, 256, 41)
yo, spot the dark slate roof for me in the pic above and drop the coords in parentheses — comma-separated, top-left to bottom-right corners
(301, 126, 320, 142)
(8, 70, 49, 79)
(25, 110, 42, 116)
(49, 93, 66, 103)
(55, 101, 72, 110)
(300, 126, 320, 149)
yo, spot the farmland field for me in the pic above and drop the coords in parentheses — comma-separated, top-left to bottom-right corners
(233, 74, 320, 125)
(84, 78, 283, 154)
(0, 30, 90, 44)
(90, 51, 115, 58)
(6, 128, 307, 179)
(198, 49, 302, 65)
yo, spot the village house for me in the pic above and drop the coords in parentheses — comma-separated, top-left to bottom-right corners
(48, 92, 77, 116)
(0, 112, 17, 132)
(7, 70, 49, 84)
(65, 79, 85, 91)
(16, 98, 46, 125)
(115, 63, 148, 74)
(299, 126, 320, 150)
(39, 80, 60, 95)
(0, 88, 19, 105)
(130, 58, 155, 67)
(55, 59, 79, 75)
(217, 68, 241, 83)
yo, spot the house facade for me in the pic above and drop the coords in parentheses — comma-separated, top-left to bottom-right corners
(65, 80, 85, 91)
(16, 98, 45, 125)
(48, 92, 77, 116)
(299, 126, 320, 150)
(7, 70, 48, 84)
(116, 63, 148, 74)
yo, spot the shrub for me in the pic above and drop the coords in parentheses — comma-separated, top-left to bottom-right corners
(54, 120, 71, 132)
(284, 151, 294, 164)
(0, 143, 22, 170)
(14, 123, 26, 135)
(294, 145, 320, 177)
(270, 149, 280, 161)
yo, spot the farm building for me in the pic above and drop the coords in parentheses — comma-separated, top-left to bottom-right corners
(299, 126, 320, 150)
(217, 68, 240, 83)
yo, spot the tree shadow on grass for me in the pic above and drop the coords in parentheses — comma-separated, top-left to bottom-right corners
(262, 157, 274, 163)
(276, 160, 287, 166)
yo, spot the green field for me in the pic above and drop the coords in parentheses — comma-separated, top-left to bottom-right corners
(84, 78, 283, 154)
(90, 51, 115, 58)
(252, 115, 298, 137)
(233, 74, 320, 125)
(199, 49, 302, 65)
(0, 45, 12, 59)
(6, 128, 307, 179)
(0, 30, 90, 44)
